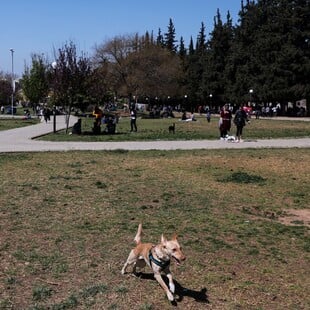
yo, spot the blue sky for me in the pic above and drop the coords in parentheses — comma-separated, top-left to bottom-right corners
(0, 0, 242, 76)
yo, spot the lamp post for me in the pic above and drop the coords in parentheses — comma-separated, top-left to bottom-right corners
(249, 89, 253, 106)
(51, 61, 57, 133)
(10, 48, 14, 118)
(184, 94, 188, 111)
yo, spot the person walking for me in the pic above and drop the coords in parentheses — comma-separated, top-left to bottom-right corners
(234, 105, 249, 142)
(130, 108, 137, 132)
(43, 107, 50, 123)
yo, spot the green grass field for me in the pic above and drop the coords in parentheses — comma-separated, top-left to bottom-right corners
(37, 113, 310, 142)
(0, 149, 309, 309)
(0, 118, 39, 131)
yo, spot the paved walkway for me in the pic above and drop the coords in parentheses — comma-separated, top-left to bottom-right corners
(0, 115, 309, 152)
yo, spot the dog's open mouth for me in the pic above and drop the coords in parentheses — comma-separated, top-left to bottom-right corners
(172, 256, 181, 266)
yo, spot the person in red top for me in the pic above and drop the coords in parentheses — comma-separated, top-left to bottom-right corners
(219, 104, 232, 139)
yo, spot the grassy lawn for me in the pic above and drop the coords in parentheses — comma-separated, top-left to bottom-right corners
(0, 149, 309, 309)
(38, 113, 310, 142)
(0, 106, 39, 131)
(0, 118, 40, 131)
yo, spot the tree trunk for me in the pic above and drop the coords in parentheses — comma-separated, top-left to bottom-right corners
(65, 105, 71, 134)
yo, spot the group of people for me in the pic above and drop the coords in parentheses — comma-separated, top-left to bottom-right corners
(219, 104, 249, 142)
(89, 104, 138, 135)
(92, 105, 118, 135)
(34, 106, 52, 123)
(79, 103, 250, 139)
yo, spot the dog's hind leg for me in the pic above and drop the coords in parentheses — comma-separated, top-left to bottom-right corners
(121, 250, 138, 274)
(133, 258, 146, 274)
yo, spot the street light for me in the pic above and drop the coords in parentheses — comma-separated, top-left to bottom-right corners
(249, 89, 254, 105)
(10, 48, 14, 118)
(183, 94, 187, 110)
(51, 61, 57, 133)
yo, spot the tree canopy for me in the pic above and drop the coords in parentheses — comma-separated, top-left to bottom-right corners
(17, 0, 310, 116)
(21, 53, 49, 107)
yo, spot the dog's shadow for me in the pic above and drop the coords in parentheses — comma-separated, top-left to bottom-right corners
(134, 272, 209, 305)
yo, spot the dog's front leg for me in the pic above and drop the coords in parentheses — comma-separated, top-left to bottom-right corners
(166, 272, 175, 294)
(154, 273, 174, 301)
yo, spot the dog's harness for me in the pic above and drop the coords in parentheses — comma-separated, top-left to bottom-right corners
(149, 249, 170, 269)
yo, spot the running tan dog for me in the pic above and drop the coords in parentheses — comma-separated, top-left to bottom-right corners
(121, 223, 186, 301)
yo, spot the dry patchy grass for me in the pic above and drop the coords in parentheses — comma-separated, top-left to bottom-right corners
(0, 149, 309, 309)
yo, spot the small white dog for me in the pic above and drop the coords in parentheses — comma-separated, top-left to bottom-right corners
(225, 134, 236, 142)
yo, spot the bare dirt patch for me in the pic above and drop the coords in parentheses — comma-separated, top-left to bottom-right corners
(278, 209, 310, 227)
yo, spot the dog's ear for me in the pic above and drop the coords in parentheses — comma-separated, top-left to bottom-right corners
(171, 234, 178, 240)
(161, 234, 167, 244)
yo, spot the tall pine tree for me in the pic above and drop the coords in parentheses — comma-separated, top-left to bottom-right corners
(201, 9, 234, 105)
(164, 18, 178, 53)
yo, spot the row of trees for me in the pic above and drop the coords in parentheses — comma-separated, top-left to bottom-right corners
(1, 0, 309, 116)
(183, 0, 309, 112)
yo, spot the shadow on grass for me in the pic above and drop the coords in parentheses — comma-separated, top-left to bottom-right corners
(218, 171, 266, 184)
(81, 131, 125, 136)
(134, 272, 209, 306)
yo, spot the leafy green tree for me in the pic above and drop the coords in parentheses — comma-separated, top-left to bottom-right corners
(21, 54, 49, 109)
(0, 73, 12, 105)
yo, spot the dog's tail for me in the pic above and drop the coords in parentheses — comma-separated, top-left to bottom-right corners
(134, 223, 142, 244)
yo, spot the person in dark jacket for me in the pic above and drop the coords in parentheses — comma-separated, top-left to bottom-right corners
(234, 105, 249, 142)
